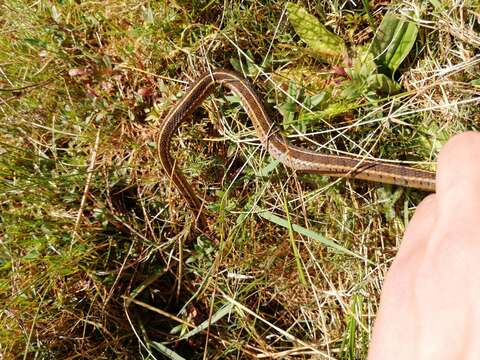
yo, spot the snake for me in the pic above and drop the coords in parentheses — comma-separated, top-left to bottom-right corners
(158, 69, 436, 227)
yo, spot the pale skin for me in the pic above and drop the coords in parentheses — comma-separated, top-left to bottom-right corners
(369, 132, 480, 359)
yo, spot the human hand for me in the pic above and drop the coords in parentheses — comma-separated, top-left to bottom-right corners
(369, 132, 480, 359)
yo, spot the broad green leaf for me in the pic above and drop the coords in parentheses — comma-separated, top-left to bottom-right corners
(341, 50, 377, 99)
(341, 47, 401, 97)
(370, 12, 419, 74)
(286, 2, 346, 61)
(309, 91, 329, 108)
(276, 81, 298, 126)
(348, 50, 377, 80)
(367, 73, 401, 95)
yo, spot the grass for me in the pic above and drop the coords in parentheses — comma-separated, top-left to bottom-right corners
(0, 0, 479, 358)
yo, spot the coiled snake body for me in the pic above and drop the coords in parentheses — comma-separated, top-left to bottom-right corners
(158, 69, 435, 227)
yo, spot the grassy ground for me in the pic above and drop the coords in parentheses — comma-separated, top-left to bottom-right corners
(1, 0, 479, 358)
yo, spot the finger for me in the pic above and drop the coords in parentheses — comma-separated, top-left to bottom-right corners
(403, 194, 437, 242)
(398, 194, 437, 257)
(436, 132, 480, 224)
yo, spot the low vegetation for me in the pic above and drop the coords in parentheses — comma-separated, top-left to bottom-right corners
(1, 0, 479, 358)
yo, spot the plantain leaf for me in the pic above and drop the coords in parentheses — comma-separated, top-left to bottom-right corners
(370, 12, 418, 74)
(286, 2, 346, 61)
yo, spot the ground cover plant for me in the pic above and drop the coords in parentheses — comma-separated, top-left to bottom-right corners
(1, 0, 479, 358)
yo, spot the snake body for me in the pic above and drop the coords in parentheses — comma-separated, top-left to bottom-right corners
(158, 69, 436, 226)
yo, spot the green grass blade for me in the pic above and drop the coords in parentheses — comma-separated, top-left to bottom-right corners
(257, 209, 371, 263)
(150, 342, 186, 360)
(282, 195, 307, 286)
(178, 303, 235, 341)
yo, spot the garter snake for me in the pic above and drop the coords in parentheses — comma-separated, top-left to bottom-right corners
(158, 69, 436, 227)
